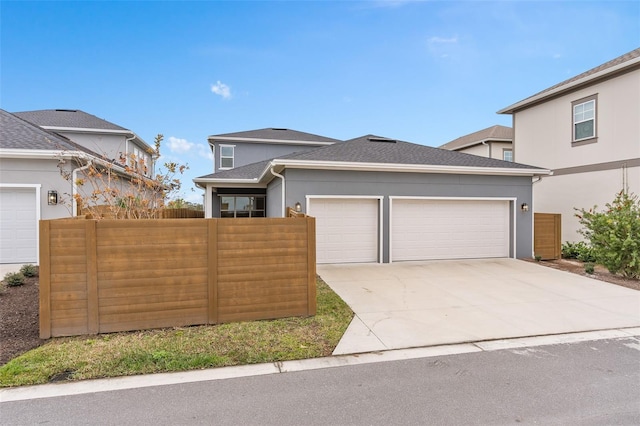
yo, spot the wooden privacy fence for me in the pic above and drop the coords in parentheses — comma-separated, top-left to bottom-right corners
(39, 217, 316, 338)
(534, 213, 562, 260)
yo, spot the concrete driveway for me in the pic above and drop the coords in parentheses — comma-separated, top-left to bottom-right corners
(318, 259, 640, 355)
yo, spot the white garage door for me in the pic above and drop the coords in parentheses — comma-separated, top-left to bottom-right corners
(0, 188, 38, 264)
(392, 199, 510, 261)
(308, 198, 379, 264)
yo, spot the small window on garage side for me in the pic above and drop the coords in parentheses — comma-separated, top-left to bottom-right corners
(220, 145, 234, 169)
(503, 149, 513, 162)
(572, 95, 597, 145)
(220, 196, 265, 218)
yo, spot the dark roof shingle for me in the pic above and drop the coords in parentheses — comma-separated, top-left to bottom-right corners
(208, 128, 341, 144)
(13, 109, 129, 131)
(439, 125, 513, 150)
(0, 109, 101, 156)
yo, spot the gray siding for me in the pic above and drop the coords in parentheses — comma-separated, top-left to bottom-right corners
(0, 157, 73, 220)
(279, 169, 534, 261)
(266, 179, 283, 217)
(213, 142, 324, 171)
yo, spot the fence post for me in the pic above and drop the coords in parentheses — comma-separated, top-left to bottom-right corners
(86, 220, 99, 334)
(207, 219, 218, 324)
(306, 217, 317, 316)
(39, 220, 51, 339)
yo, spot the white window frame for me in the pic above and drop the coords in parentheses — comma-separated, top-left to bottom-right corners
(503, 149, 513, 162)
(219, 144, 235, 170)
(572, 95, 597, 144)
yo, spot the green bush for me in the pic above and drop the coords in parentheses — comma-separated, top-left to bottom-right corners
(584, 262, 595, 274)
(575, 191, 640, 279)
(561, 241, 595, 262)
(19, 264, 38, 277)
(4, 272, 26, 287)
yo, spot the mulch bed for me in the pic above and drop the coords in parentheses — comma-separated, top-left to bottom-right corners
(0, 277, 43, 365)
(0, 260, 637, 366)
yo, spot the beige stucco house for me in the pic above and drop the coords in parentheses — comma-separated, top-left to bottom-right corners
(498, 48, 640, 243)
(439, 125, 513, 162)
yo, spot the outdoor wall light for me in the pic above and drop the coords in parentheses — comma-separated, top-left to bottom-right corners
(521, 203, 529, 212)
(48, 190, 58, 205)
(294, 202, 302, 212)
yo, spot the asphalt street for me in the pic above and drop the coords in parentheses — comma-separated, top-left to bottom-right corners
(2, 336, 639, 425)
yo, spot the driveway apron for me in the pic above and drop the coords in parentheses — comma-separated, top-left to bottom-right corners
(317, 259, 640, 355)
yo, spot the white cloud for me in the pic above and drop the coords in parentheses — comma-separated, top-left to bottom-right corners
(167, 136, 194, 154)
(211, 81, 232, 99)
(197, 143, 214, 161)
(428, 36, 458, 45)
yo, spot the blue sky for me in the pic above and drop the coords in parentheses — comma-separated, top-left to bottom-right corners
(2, 1, 638, 202)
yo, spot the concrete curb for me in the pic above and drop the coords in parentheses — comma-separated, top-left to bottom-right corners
(2, 327, 639, 403)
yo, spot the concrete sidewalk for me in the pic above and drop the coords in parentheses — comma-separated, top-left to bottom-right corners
(318, 259, 640, 355)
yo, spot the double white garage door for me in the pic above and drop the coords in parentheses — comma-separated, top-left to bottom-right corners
(0, 187, 39, 264)
(309, 197, 510, 264)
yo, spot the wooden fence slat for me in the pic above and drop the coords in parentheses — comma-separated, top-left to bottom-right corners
(307, 217, 317, 316)
(86, 220, 99, 334)
(39, 220, 52, 339)
(208, 219, 218, 324)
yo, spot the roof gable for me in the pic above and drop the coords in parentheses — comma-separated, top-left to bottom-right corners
(0, 109, 100, 156)
(195, 133, 546, 183)
(499, 48, 640, 114)
(439, 125, 513, 150)
(13, 109, 129, 132)
(208, 128, 341, 145)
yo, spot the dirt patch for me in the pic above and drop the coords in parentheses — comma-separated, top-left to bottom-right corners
(531, 258, 640, 291)
(0, 277, 44, 365)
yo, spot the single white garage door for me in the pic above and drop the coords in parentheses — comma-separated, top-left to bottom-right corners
(392, 199, 510, 261)
(0, 188, 38, 264)
(309, 198, 379, 264)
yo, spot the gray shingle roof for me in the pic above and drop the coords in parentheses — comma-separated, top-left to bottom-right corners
(439, 125, 513, 150)
(13, 109, 129, 131)
(499, 48, 640, 113)
(196, 134, 544, 181)
(208, 128, 341, 144)
(0, 109, 101, 157)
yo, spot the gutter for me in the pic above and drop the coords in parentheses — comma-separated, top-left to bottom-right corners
(269, 166, 286, 217)
(72, 160, 93, 217)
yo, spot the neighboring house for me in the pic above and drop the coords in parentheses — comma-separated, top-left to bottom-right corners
(195, 134, 549, 264)
(498, 48, 640, 243)
(14, 109, 155, 177)
(208, 128, 341, 172)
(0, 109, 153, 265)
(439, 125, 514, 162)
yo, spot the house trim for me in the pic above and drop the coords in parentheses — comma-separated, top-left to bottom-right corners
(305, 195, 384, 264)
(269, 159, 550, 177)
(209, 136, 336, 146)
(388, 196, 518, 263)
(498, 56, 640, 114)
(0, 183, 42, 264)
(451, 138, 513, 152)
(549, 157, 640, 176)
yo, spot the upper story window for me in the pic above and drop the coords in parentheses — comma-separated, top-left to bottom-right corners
(130, 145, 151, 176)
(572, 95, 597, 144)
(220, 145, 234, 169)
(503, 149, 513, 162)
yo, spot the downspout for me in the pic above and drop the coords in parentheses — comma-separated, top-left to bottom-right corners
(270, 166, 285, 217)
(125, 133, 136, 159)
(72, 160, 93, 217)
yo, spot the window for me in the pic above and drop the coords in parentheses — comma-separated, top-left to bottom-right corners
(130, 145, 150, 176)
(503, 149, 513, 162)
(220, 196, 265, 218)
(220, 145, 234, 169)
(572, 95, 597, 143)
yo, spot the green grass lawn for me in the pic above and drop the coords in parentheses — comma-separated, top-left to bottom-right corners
(0, 277, 353, 387)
